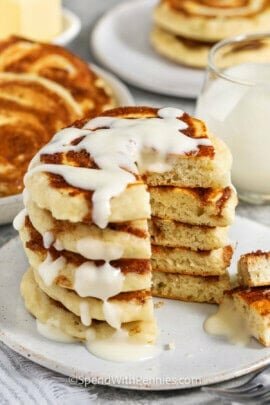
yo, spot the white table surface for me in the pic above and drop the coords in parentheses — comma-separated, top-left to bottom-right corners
(0, 1, 269, 404)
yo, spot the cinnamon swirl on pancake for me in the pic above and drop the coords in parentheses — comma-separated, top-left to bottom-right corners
(0, 73, 81, 197)
(154, 0, 270, 42)
(0, 37, 116, 198)
(0, 36, 115, 116)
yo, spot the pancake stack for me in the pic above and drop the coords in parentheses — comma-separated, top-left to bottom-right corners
(151, 0, 270, 67)
(15, 106, 235, 353)
(0, 36, 115, 198)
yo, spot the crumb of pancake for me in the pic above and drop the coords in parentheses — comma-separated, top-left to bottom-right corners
(154, 301, 165, 309)
(165, 342, 175, 351)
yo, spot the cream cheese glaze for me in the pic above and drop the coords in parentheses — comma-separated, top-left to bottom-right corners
(85, 328, 161, 362)
(204, 298, 251, 346)
(74, 262, 124, 299)
(38, 253, 66, 287)
(21, 106, 212, 362)
(43, 231, 54, 249)
(13, 208, 27, 231)
(26, 107, 211, 229)
(79, 301, 92, 327)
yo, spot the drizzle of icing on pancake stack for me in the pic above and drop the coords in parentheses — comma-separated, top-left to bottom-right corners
(15, 105, 236, 362)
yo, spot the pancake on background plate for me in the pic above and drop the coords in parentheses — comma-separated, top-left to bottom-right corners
(0, 36, 115, 198)
(151, 0, 270, 67)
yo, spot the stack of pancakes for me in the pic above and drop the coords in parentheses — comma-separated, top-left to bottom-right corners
(0, 36, 115, 197)
(16, 106, 236, 348)
(151, 0, 270, 68)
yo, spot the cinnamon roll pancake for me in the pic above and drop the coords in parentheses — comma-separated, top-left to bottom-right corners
(0, 36, 115, 117)
(21, 269, 157, 344)
(151, 245, 233, 276)
(150, 185, 237, 227)
(154, 0, 270, 42)
(25, 107, 231, 227)
(20, 219, 152, 292)
(151, 26, 211, 68)
(25, 201, 151, 259)
(152, 270, 231, 304)
(0, 73, 82, 197)
(0, 37, 117, 197)
(15, 105, 236, 358)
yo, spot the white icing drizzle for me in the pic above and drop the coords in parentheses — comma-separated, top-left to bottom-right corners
(43, 231, 54, 249)
(74, 261, 124, 329)
(13, 208, 27, 231)
(204, 298, 251, 346)
(26, 107, 211, 229)
(38, 253, 66, 287)
(22, 188, 29, 205)
(22, 107, 212, 339)
(79, 302, 92, 326)
(26, 164, 135, 229)
(157, 107, 184, 118)
(74, 262, 124, 299)
(86, 328, 160, 362)
(76, 238, 123, 261)
(102, 301, 122, 330)
(36, 320, 76, 343)
(54, 239, 64, 251)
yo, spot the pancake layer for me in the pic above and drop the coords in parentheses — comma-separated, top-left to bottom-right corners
(26, 202, 151, 259)
(151, 26, 211, 68)
(154, 1, 270, 42)
(152, 245, 233, 276)
(21, 269, 156, 343)
(152, 270, 231, 304)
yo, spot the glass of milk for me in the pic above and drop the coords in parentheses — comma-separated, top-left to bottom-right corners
(196, 32, 270, 204)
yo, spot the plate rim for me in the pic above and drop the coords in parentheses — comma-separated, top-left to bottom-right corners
(1, 216, 270, 391)
(90, 0, 201, 99)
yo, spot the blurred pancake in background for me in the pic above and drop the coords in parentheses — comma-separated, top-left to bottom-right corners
(0, 36, 114, 116)
(0, 73, 82, 197)
(0, 36, 116, 198)
(151, 0, 270, 67)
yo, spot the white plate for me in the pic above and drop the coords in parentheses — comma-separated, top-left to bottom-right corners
(0, 216, 270, 390)
(52, 8, 81, 46)
(91, 0, 205, 98)
(0, 65, 134, 226)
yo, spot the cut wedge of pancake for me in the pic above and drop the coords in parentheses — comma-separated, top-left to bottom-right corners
(26, 202, 151, 259)
(21, 269, 156, 343)
(0, 72, 82, 197)
(20, 220, 152, 292)
(149, 217, 230, 251)
(238, 251, 270, 287)
(150, 185, 237, 227)
(152, 270, 231, 304)
(152, 245, 233, 276)
(226, 286, 270, 346)
(0, 36, 115, 117)
(154, 1, 270, 42)
(32, 267, 154, 325)
(151, 26, 211, 68)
